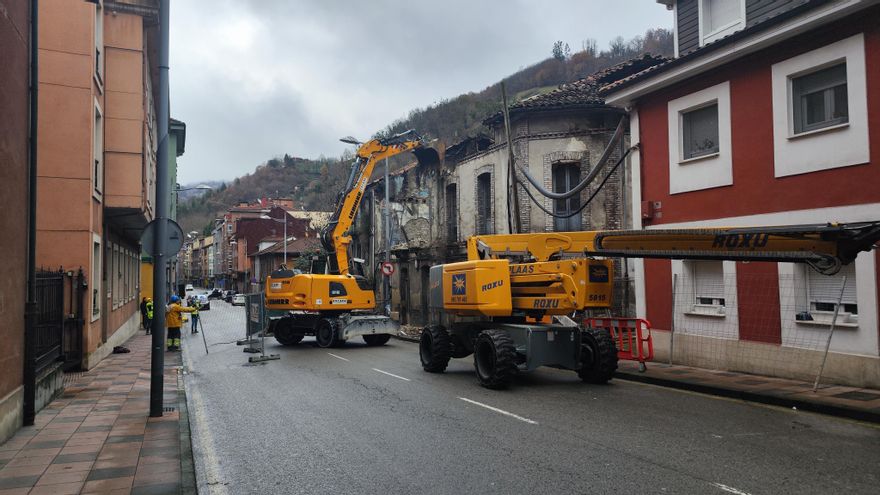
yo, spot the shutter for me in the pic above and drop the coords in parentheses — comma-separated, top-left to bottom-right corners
(694, 261, 724, 300)
(808, 263, 856, 304)
(707, 0, 740, 32)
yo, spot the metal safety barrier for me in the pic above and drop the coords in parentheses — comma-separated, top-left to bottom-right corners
(586, 317, 653, 371)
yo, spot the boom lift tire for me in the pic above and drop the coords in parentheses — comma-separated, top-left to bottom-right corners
(363, 334, 391, 346)
(577, 327, 618, 384)
(273, 319, 305, 346)
(420, 326, 452, 372)
(474, 330, 518, 389)
(315, 318, 342, 348)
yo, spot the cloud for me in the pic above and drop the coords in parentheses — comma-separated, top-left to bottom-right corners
(171, 0, 671, 183)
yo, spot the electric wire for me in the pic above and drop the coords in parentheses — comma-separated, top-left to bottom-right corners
(513, 116, 626, 200)
(517, 146, 635, 219)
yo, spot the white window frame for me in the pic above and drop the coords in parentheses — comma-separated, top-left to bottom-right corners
(800, 263, 858, 326)
(680, 102, 720, 161)
(667, 81, 732, 194)
(94, 0, 104, 86)
(91, 236, 102, 322)
(686, 260, 727, 316)
(698, 0, 745, 46)
(111, 243, 120, 309)
(772, 34, 869, 178)
(93, 99, 104, 199)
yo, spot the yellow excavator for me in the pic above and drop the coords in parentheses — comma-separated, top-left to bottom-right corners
(420, 223, 880, 388)
(265, 130, 434, 347)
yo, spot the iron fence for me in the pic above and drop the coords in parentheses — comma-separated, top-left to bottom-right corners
(35, 270, 64, 373)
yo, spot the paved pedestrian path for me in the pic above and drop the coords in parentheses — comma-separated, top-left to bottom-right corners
(616, 360, 880, 423)
(0, 333, 194, 495)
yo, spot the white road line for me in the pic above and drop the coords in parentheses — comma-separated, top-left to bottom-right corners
(327, 353, 349, 362)
(458, 397, 538, 425)
(711, 482, 752, 495)
(372, 368, 411, 381)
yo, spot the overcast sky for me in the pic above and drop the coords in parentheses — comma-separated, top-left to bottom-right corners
(170, 1, 672, 184)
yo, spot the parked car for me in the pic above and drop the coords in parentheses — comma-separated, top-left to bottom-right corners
(185, 284, 194, 292)
(195, 294, 211, 311)
(232, 294, 246, 306)
(223, 290, 236, 303)
(208, 288, 223, 299)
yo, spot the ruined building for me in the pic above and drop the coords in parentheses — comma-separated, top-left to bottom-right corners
(352, 56, 667, 327)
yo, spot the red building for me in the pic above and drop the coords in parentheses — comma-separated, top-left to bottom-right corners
(603, 0, 880, 387)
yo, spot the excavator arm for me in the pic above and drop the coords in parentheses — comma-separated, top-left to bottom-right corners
(321, 130, 426, 275)
(468, 222, 880, 275)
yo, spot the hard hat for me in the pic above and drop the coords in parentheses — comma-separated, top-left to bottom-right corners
(170, 295, 180, 303)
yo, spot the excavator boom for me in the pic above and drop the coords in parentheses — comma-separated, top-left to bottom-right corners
(321, 130, 427, 275)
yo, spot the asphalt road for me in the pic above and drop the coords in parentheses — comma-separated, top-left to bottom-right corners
(183, 299, 880, 495)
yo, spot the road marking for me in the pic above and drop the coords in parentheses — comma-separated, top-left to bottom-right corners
(711, 482, 752, 495)
(458, 397, 538, 425)
(327, 353, 349, 362)
(372, 368, 410, 381)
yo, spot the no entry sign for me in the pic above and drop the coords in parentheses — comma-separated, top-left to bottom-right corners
(381, 262, 395, 277)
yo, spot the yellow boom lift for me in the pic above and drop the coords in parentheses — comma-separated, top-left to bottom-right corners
(420, 223, 880, 388)
(265, 130, 433, 347)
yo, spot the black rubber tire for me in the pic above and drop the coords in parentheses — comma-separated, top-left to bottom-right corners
(420, 326, 452, 373)
(362, 334, 391, 346)
(273, 319, 305, 346)
(473, 330, 517, 389)
(315, 319, 338, 348)
(577, 327, 618, 384)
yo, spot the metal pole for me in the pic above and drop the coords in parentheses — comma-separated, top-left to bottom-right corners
(283, 216, 287, 266)
(669, 273, 677, 365)
(813, 275, 847, 392)
(23, 0, 40, 427)
(384, 157, 391, 315)
(500, 82, 522, 234)
(150, 0, 170, 418)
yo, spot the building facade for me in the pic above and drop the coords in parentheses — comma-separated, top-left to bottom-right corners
(37, 0, 161, 368)
(0, 0, 31, 443)
(604, 0, 880, 387)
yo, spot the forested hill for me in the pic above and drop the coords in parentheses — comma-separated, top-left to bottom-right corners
(177, 29, 673, 235)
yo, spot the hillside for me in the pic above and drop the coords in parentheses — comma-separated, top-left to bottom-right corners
(177, 29, 673, 235)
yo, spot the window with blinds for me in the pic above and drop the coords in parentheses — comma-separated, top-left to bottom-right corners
(693, 261, 725, 307)
(807, 263, 857, 315)
(792, 62, 848, 134)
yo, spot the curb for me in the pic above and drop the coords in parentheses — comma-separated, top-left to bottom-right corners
(614, 370, 880, 424)
(177, 367, 198, 494)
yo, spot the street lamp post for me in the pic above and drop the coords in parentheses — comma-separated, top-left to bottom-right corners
(260, 215, 288, 266)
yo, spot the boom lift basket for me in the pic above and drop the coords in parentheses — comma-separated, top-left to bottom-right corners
(585, 317, 653, 370)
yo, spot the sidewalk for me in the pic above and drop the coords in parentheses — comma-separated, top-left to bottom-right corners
(615, 360, 880, 423)
(0, 333, 195, 495)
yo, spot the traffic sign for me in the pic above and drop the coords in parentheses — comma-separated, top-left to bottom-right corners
(381, 261, 395, 277)
(140, 218, 185, 256)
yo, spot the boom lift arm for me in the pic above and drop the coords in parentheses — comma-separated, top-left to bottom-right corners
(468, 222, 880, 275)
(321, 130, 426, 276)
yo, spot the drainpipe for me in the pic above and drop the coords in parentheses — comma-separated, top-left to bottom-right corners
(150, 0, 170, 418)
(24, 0, 39, 427)
(384, 158, 391, 315)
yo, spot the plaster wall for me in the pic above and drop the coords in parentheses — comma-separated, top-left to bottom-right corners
(0, 0, 29, 444)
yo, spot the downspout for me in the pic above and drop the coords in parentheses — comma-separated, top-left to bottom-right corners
(24, 0, 39, 427)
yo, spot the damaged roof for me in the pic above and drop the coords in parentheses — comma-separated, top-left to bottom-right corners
(483, 54, 667, 125)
